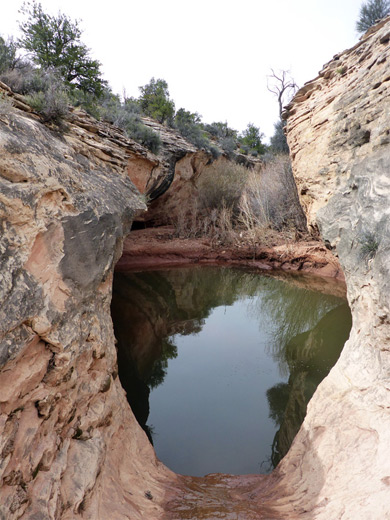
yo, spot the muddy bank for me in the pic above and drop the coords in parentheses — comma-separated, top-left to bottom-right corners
(117, 227, 345, 291)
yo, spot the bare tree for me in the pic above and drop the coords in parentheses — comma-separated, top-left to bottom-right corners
(267, 69, 298, 119)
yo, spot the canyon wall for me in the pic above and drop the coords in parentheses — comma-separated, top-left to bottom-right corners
(0, 85, 179, 519)
(130, 117, 263, 227)
(264, 16, 390, 519)
(1, 14, 390, 518)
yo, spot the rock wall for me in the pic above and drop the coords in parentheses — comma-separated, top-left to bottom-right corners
(130, 117, 263, 226)
(265, 16, 390, 519)
(0, 84, 178, 519)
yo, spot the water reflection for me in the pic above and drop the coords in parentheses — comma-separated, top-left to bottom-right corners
(111, 267, 351, 475)
(267, 303, 351, 467)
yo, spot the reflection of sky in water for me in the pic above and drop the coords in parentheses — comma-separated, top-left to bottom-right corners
(150, 300, 287, 476)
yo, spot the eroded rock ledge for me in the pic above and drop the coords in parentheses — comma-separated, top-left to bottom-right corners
(0, 85, 179, 519)
(262, 16, 390, 519)
(117, 227, 344, 283)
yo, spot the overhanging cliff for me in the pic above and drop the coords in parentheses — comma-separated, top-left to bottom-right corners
(0, 84, 179, 519)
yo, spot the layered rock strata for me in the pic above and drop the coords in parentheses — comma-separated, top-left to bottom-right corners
(0, 84, 178, 519)
(263, 16, 390, 519)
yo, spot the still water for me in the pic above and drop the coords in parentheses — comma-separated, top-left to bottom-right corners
(111, 267, 351, 477)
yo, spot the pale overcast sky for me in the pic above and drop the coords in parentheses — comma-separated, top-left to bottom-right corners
(0, 0, 363, 140)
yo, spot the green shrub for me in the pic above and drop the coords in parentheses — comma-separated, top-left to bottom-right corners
(203, 121, 238, 140)
(68, 88, 103, 119)
(18, 1, 107, 97)
(25, 81, 69, 124)
(220, 136, 237, 156)
(97, 95, 161, 154)
(0, 64, 45, 94)
(239, 145, 250, 155)
(356, 0, 390, 33)
(270, 119, 289, 154)
(114, 107, 161, 154)
(238, 123, 266, 156)
(174, 108, 221, 157)
(207, 143, 221, 159)
(138, 77, 175, 124)
(128, 120, 161, 154)
(360, 232, 379, 260)
(0, 36, 18, 73)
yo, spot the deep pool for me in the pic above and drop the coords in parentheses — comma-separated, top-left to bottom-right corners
(111, 267, 351, 477)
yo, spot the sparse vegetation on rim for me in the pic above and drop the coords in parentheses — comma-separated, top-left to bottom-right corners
(360, 232, 380, 260)
(23, 69, 69, 125)
(0, 2, 307, 252)
(356, 0, 390, 33)
(0, 2, 277, 157)
(0, 1, 312, 255)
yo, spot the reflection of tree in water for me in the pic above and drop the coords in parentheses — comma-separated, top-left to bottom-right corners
(266, 382, 290, 427)
(112, 266, 350, 464)
(247, 277, 344, 376)
(145, 338, 178, 389)
(266, 303, 352, 469)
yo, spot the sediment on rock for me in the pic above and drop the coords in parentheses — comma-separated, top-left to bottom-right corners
(117, 227, 345, 286)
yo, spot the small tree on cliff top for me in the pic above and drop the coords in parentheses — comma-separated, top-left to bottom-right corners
(239, 123, 266, 156)
(138, 77, 175, 124)
(267, 69, 297, 121)
(0, 36, 19, 73)
(18, 1, 107, 96)
(356, 0, 390, 33)
(267, 69, 298, 154)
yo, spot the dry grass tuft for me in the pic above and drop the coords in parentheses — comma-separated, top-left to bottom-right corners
(171, 155, 307, 250)
(0, 92, 14, 115)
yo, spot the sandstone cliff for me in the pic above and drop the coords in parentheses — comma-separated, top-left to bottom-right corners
(0, 83, 179, 519)
(163, 16, 390, 520)
(265, 15, 390, 519)
(1, 14, 390, 518)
